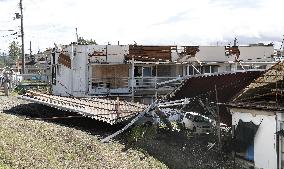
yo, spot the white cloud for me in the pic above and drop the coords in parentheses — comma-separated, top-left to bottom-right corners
(0, 0, 283, 54)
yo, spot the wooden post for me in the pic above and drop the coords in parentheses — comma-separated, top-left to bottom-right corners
(116, 97, 120, 118)
(215, 85, 222, 151)
(155, 65, 158, 99)
(4, 81, 9, 96)
(131, 57, 134, 102)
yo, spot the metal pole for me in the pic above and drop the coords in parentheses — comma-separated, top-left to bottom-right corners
(20, 0, 25, 74)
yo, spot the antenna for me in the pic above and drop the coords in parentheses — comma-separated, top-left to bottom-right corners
(29, 41, 32, 59)
(75, 28, 79, 42)
(233, 37, 238, 46)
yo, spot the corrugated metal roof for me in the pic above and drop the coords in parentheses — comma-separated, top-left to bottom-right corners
(18, 91, 146, 125)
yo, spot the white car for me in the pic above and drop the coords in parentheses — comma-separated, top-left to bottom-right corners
(181, 112, 213, 134)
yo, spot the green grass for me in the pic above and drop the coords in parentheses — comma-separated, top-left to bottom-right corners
(0, 111, 167, 169)
(0, 162, 10, 169)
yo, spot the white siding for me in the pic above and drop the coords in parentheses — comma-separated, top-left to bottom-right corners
(232, 109, 277, 169)
(52, 45, 89, 97)
(87, 45, 107, 63)
(238, 46, 274, 62)
(181, 46, 274, 62)
(106, 45, 128, 63)
(72, 45, 88, 97)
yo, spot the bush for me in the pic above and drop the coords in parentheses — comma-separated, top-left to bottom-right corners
(126, 124, 157, 143)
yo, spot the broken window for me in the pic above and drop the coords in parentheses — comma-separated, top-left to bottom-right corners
(234, 120, 259, 162)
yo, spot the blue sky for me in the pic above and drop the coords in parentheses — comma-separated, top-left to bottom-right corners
(0, 0, 283, 54)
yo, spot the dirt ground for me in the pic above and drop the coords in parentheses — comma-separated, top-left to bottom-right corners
(0, 95, 240, 169)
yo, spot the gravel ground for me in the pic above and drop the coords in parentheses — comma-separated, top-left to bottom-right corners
(0, 95, 167, 169)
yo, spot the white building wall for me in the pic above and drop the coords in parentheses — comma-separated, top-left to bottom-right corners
(87, 45, 107, 63)
(183, 46, 274, 62)
(238, 46, 274, 62)
(189, 46, 228, 62)
(106, 45, 128, 63)
(52, 64, 72, 96)
(52, 45, 89, 97)
(72, 45, 89, 97)
(232, 109, 277, 169)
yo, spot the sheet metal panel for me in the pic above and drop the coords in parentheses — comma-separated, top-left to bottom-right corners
(18, 91, 146, 125)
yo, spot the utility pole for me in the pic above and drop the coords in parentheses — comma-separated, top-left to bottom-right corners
(29, 41, 32, 59)
(19, 0, 25, 74)
(215, 85, 222, 151)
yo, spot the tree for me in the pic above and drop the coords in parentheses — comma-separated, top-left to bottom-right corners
(77, 37, 97, 45)
(8, 41, 21, 62)
(0, 57, 5, 67)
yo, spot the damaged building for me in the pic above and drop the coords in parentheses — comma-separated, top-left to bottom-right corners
(50, 43, 274, 104)
(229, 61, 284, 169)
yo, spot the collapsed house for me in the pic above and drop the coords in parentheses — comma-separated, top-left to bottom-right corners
(18, 43, 276, 125)
(229, 61, 284, 169)
(50, 43, 274, 104)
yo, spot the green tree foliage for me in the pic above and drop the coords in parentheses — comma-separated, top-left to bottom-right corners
(77, 37, 97, 45)
(8, 41, 21, 61)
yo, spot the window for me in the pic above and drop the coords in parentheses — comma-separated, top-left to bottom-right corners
(234, 120, 259, 162)
(211, 66, 218, 73)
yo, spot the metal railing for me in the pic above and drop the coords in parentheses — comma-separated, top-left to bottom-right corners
(90, 76, 182, 90)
